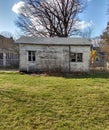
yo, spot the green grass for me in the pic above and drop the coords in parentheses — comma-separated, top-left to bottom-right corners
(0, 72, 109, 130)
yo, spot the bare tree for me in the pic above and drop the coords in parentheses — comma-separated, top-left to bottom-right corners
(16, 0, 86, 37)
(100, 22, 109, 44)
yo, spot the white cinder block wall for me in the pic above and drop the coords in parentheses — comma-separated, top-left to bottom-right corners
(70, 46, 90, 72)
(19, 44, 90, 73)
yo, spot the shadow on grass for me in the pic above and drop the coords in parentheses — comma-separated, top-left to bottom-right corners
(24, 71, 109, 79)
(63, 72, 109, 79)
(0, 70, 109, 79)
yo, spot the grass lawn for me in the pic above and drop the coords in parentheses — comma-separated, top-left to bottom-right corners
(0, 72, 109, 130)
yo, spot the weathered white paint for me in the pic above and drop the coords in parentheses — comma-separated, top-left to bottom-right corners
(16, 37, 91, 73)
(70, 46, 90, 72)
(19, 44, 69, 72)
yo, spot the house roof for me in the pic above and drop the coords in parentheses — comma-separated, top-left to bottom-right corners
(16, 36, 91, 46)
(0, 35, 18, 50)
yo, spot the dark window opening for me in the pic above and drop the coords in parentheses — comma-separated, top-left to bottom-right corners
(28, 51, 36, 62)
(0, 53, 3, 59)
(77, 53, 83, 62)
(70, 53, 76, 62)
(70, 53, 83, 62)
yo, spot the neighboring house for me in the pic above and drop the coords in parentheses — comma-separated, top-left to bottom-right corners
(16, 37, 91, 73)
(100, 43, 109, 70)
(94, 51, 105, 68)
(91, 38, 106, 69)
(0, 35, 19, 68)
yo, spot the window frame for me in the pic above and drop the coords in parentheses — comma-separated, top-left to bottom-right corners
(28, 51, 36, 62)
(70, 53, 83, 62)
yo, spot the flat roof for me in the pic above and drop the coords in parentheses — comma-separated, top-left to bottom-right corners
(16, 36, 91, 46)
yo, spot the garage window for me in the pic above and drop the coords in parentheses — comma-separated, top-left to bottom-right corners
(0, 53, 3, 59)
(70, 53, 83, 62)
(28, 51, 36, 61)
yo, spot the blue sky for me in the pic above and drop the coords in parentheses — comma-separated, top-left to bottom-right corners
(0, 0, 108, 38)
(0, 0, 19, 35)
(80, 0, 109, 37)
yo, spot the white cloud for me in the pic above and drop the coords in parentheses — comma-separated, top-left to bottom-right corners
(12, 1, 93, 32)
(12, 1, 25, 14)
(76, 21, 93, 30)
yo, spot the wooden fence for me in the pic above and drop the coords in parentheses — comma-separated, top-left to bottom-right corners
(0, 51, 19, 69)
